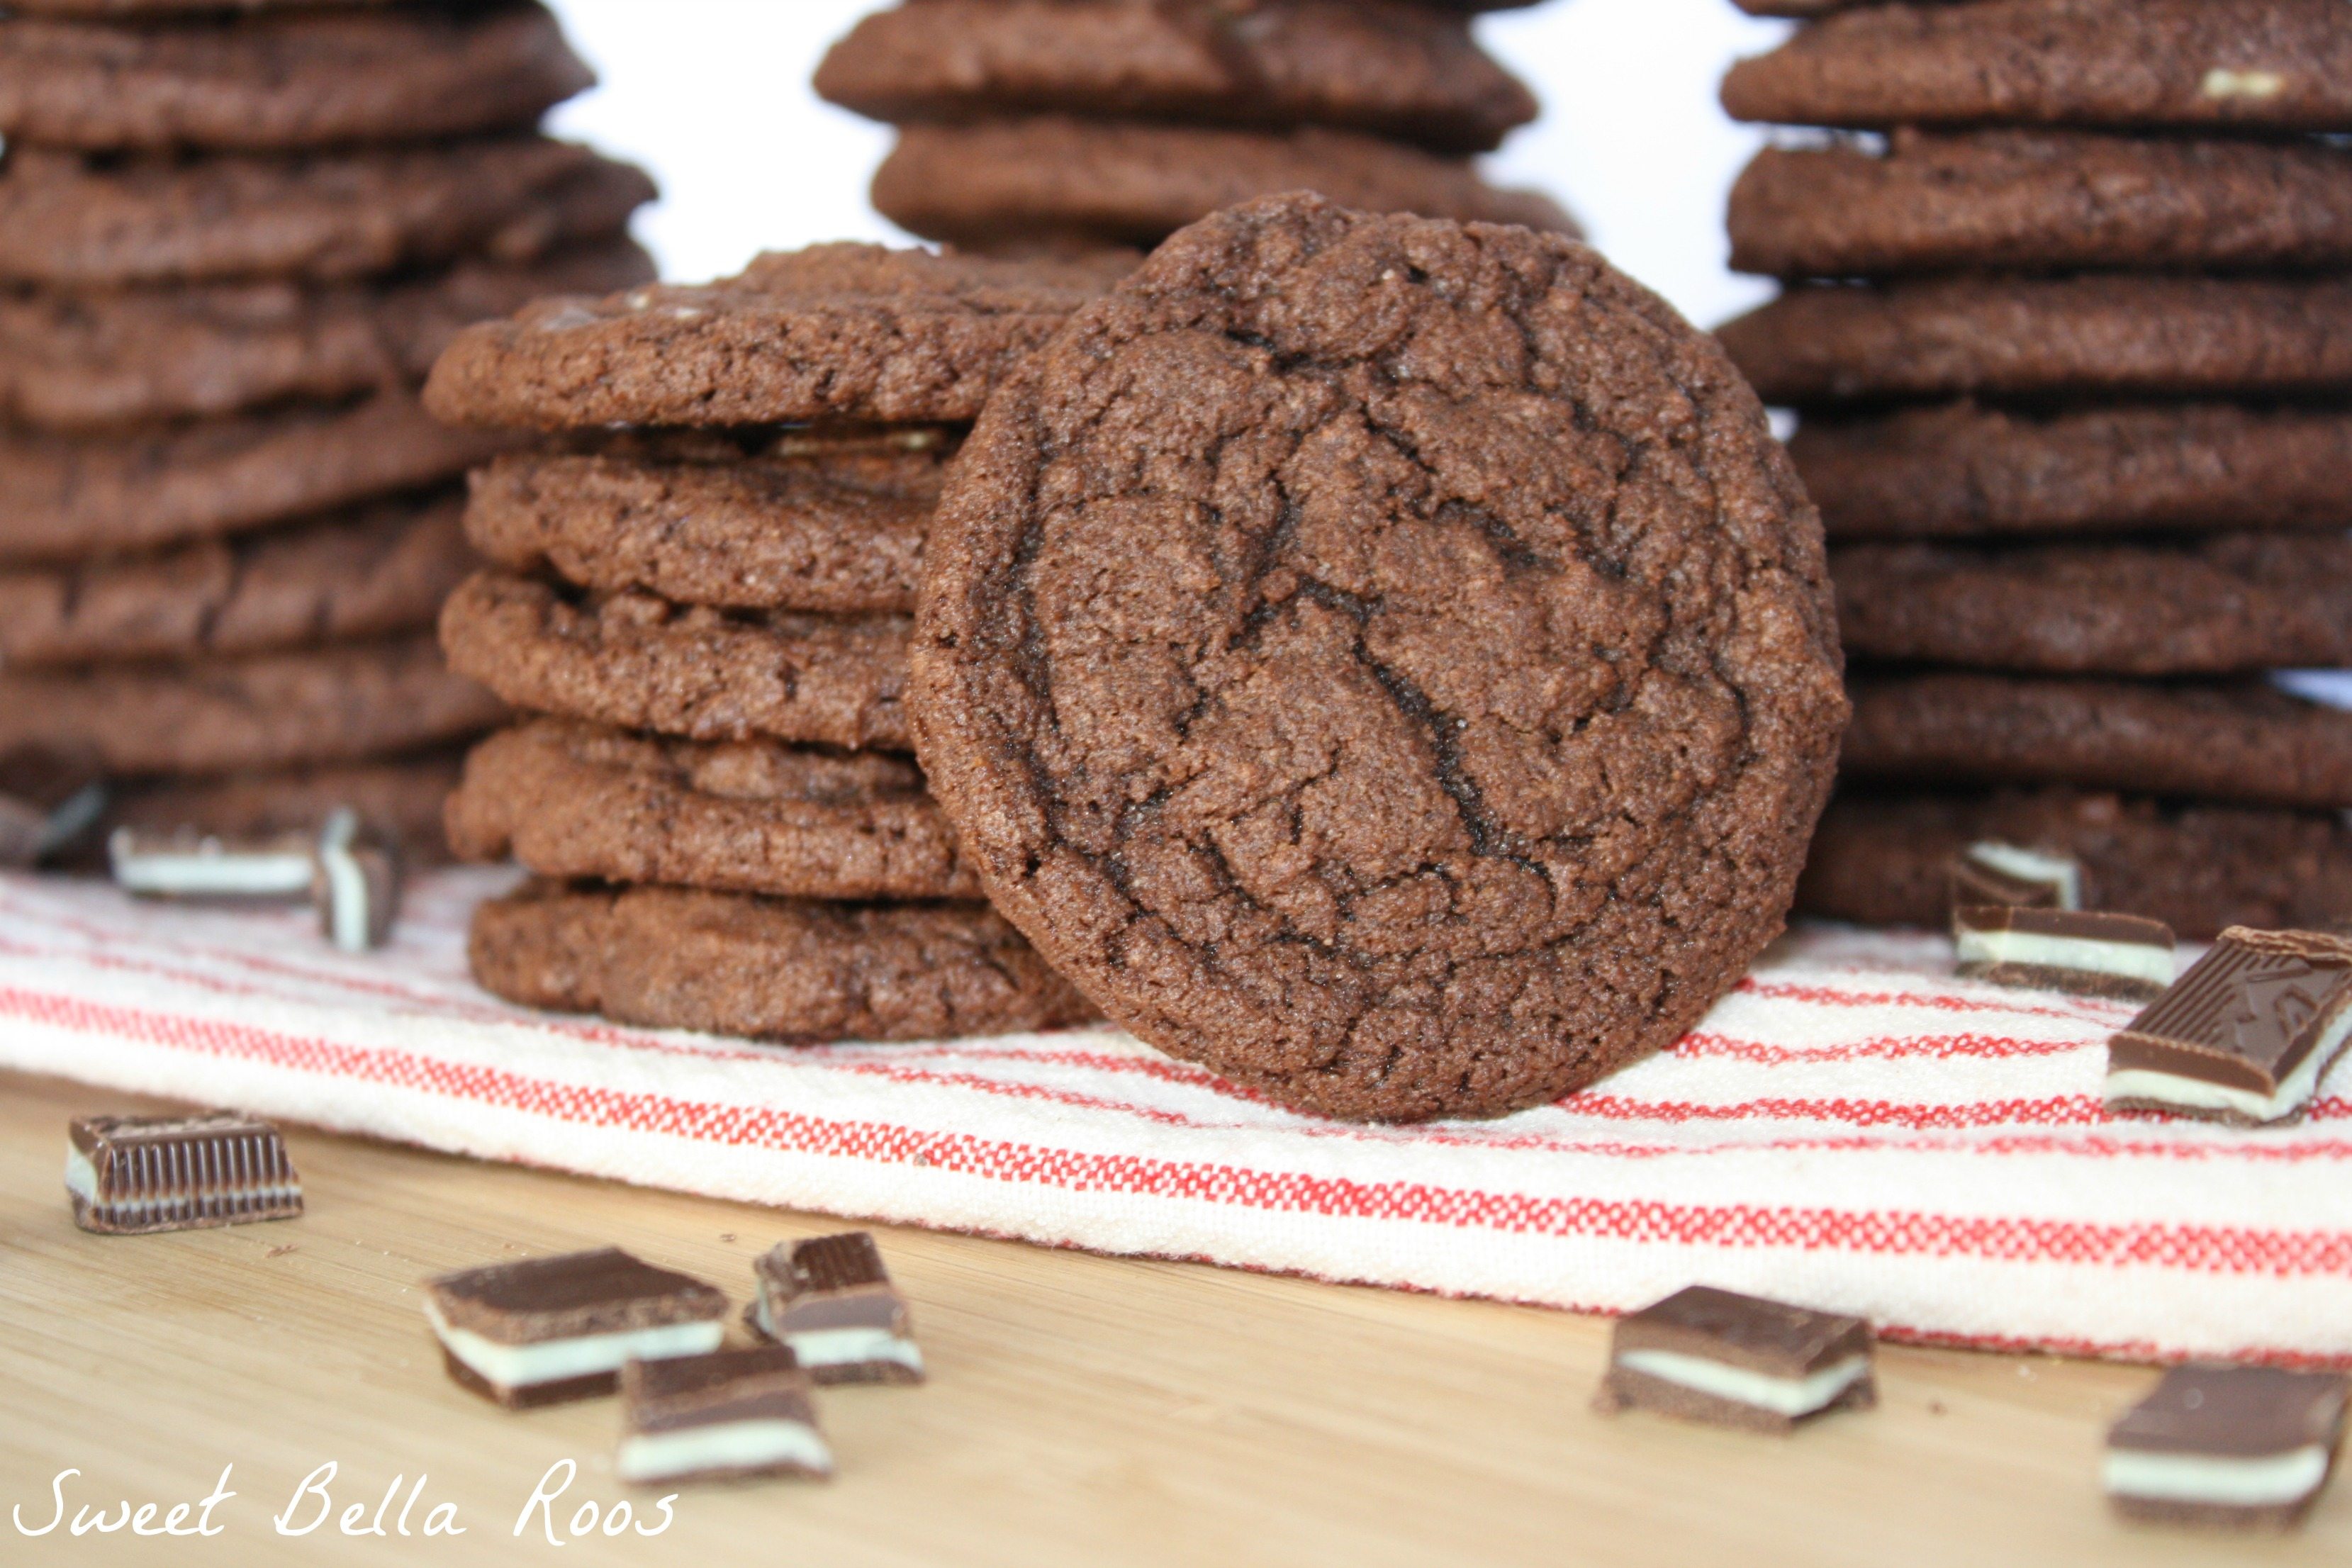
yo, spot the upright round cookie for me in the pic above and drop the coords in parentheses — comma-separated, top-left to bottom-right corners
(912, 194, 1847, 1122)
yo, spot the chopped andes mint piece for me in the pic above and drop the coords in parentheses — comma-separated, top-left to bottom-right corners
(1950, 840, 2083, 913)
(1954, 907, 2176, 1002)
(108, 823, 316, 900)
(1595, 1285, 1876, 1434)
(423, 1247, 729, 1409)
(2105, 1364, 2348, 1530)
(618, 1345, 834, 1484)
(746, 1231, 924, 1385)
(310, 806, 398, 951)
(0, 744, 106, 866)
(2105, 926, 2352, 1125)
(67, 1110, 301, 1235)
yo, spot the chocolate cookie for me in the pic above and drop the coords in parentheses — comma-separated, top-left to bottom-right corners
(439, 571, 911, 752)
(0, 632, 501, 777)
(1723, 0, 2352, 133)
(469, 880, 1096, 1043)
(103, 751, 464, 866)
(0, 137, 652, 287)
(911, 194, 1847, 1123)
(423, 243, 1132, 432)
(464, 445, 937, 615)
(0, 5, 591, 152)
(447, 718, 979, 902)
(1832, 534, 2352, 676)
(0, 240, 654, 431)
(1842, 673, 2352, 810)
(815, 0, 1537, 155)
(1718, 276, 2352, 405)
(0, 393, 504, 565)
(0, 493, 471, 668)
(11, 0, 398, 13)
(1728, 130, 2352, 279)
(1797, 787, 2352, 939)
(872, 118, 1577, 250)
(1790, 401, 2352, 540)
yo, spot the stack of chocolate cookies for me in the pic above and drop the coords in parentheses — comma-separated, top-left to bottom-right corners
(422, 245, 1114, 1042)
(815, 0, 1574, 252)
(1715, 0, 2352, 938)
(0, 0, 656, 856)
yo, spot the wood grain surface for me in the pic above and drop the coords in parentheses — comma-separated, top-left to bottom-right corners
(1, 1067, 2343, 1566)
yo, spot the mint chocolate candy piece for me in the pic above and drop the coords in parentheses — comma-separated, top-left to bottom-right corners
(67, 1110, 301, 1235)
(2106, 926, 2352, 1125)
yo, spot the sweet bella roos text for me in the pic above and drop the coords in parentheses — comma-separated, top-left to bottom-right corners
(13, 1461, 678, 1543)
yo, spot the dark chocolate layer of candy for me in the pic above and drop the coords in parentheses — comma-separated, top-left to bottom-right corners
(2110, 1365, 2350, 1460)
(624, 1345, 820, 1438)
(68, 1110, 301, 1235)
(1611, 1284, 1872, 1379)
(427, 1246, 727, 1345)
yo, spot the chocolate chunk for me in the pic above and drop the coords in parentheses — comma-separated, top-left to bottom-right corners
(67, 1110, 301, 1235)
(1954, 907, 2175, 1002)
(311, 807, 399, 951)
(618, 1346, 834, 1484)
(1595, 1285, 1876, 1435)
(746, 1232, 924, 1386)
(0, 744, 106, 867)
(1950, 841, 2081, 913)
(2106, 926, 2352, 1126)
(423, 1246, 728, 1409)
(2105, 1365, 2348, 1530)
(108, 824, 318, 901)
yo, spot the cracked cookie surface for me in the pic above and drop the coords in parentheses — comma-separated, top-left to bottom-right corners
(912, 194, 1847, 1122)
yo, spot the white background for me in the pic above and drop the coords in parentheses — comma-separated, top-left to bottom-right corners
(544, 0, 1795, 333)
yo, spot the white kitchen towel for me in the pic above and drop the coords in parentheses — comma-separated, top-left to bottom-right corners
(0, 868, 2343, 1367)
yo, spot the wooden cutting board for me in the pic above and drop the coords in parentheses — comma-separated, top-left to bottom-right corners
(0, 1067, 2337, 1566)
